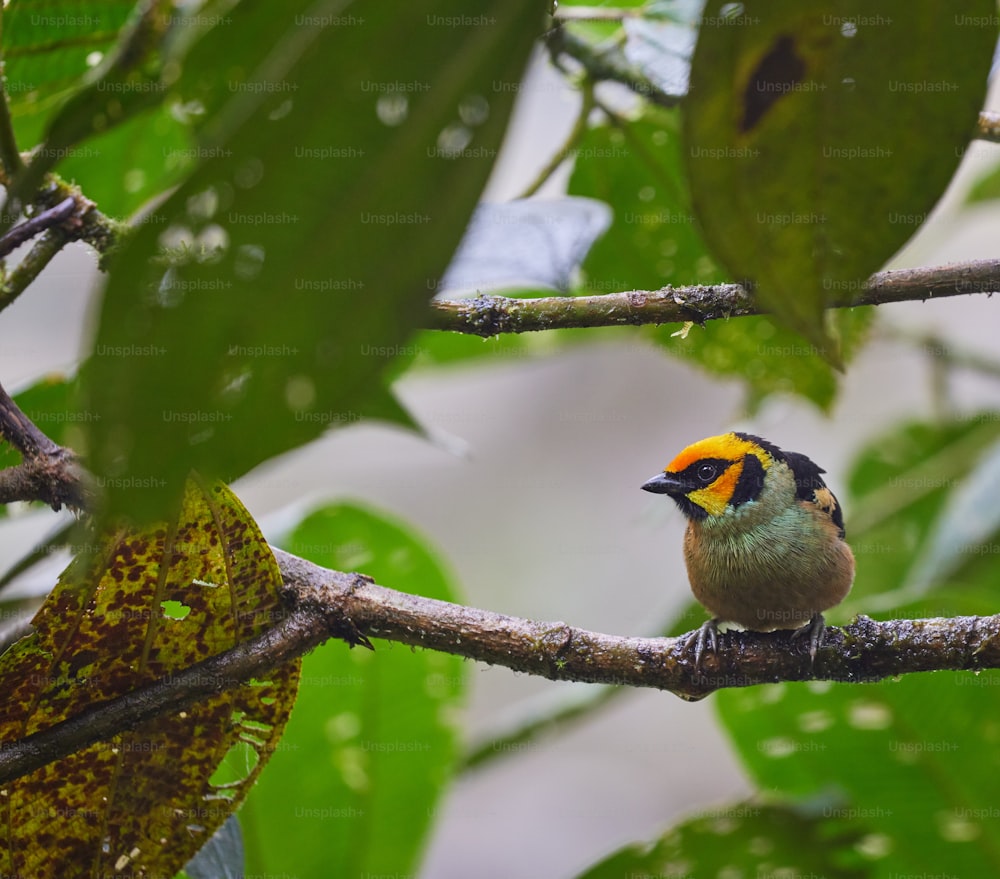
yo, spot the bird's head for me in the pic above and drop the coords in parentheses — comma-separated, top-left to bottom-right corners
(641, 432, 777, 520)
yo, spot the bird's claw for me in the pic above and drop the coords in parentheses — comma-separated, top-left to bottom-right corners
(790, 613, 826, 663)
(684, 619, 720, 670)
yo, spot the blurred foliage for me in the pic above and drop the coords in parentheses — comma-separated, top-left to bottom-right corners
(241, 504, 465, 879)
(576, 799, 870, 879)
(567, 105, 874, 412)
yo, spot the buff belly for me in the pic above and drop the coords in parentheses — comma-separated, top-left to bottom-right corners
(682, 504, 855, 631)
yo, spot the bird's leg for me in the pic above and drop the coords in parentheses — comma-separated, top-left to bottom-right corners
(790, 612, 826, 662)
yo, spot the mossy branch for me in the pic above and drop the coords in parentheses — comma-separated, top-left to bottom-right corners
(2, 545, 999, 785)
(427, 259, 1000, 336)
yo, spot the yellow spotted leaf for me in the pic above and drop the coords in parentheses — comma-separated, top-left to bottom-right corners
(0, 476, 300, 879)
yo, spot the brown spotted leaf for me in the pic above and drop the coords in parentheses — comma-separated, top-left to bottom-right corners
(683, 1, 994, 358)
(0, 476, 300, 879)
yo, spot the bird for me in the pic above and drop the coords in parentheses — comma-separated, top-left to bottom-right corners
(641, 432, 855, 666)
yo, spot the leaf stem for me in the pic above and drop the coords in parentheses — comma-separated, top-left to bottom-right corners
(519, 78, 596, 199)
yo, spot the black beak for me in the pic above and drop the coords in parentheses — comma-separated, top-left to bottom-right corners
(641, 472, 689, 495)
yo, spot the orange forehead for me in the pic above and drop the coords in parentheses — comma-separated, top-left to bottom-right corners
(666, 433, 772, 473)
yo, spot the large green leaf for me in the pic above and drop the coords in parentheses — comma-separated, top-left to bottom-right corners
(718, 672, 1000, 877)
(684, 2, 994, 352)
(84, 1, 544, 522)
(6, 1, 178, 208)
(241, 503, 465, 879)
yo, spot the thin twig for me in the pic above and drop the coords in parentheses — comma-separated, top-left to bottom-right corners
(519, 79, 596, 199)
(0, 197, 75, 259)
(0, 229, 72, 313)
(426, 258, 1000, 336)
(548, 26, 683, 109)
(2, 547, 1000, 785)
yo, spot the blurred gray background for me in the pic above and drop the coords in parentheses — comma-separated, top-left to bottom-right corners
(4, 48, 1000, 879)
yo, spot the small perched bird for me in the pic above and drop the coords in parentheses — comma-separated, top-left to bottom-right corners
(641, 432, 855, 665)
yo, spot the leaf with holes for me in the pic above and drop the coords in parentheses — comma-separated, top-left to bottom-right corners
(684, 1, 994, 356)
(0, 477, 300, 879)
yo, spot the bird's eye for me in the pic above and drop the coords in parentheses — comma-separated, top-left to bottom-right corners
(697, 463, 717, 483)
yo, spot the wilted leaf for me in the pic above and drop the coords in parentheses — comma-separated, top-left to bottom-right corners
(0, 477, 300, 879)
(684, 2, 994, 353)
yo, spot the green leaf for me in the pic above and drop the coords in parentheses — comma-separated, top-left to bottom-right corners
(84, 0, 545, 523)
(839, 414, 1000, 615)
(575, 799, 868, 879)
(3, 0, 137, 125)
(902, 436, 1000, 594)
(683, 2, 994, 354)
(650, 307, 874, 414)
(8, 2, 176, 207)
(407, 328, 536, 369)
(567, 106, 871, 411)
(966, 159, 1000, 204)
(717, 673, 1000, 877)
(242, 503, 465, 879)
(0, 477, 299, 879)
(569, 106, 724, 291)
(54, 103, 193, 219)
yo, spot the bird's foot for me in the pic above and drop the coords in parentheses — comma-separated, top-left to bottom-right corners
(790, 613, 826, 662)
(683, 618, 720, 670)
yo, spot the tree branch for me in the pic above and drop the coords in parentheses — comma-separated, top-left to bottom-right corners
(2, 545, 1000, 785)
(0, 380, 93, 510)
(427, 258, 1000, 336)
